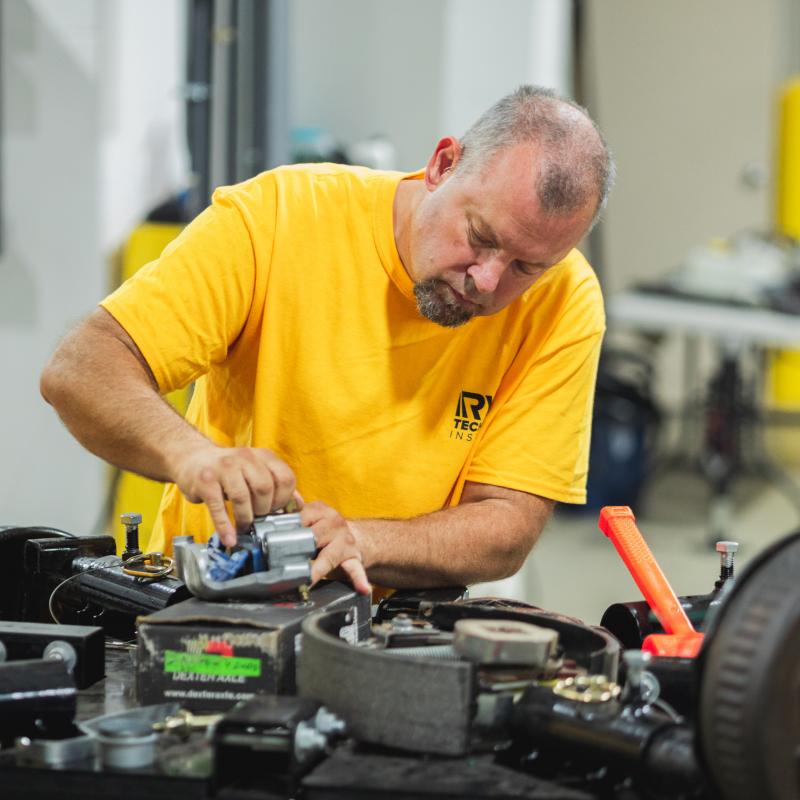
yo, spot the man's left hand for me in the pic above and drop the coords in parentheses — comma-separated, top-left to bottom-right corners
(301, 501, 371, 595)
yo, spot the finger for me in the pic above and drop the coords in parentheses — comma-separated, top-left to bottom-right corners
(219, 467, 255, 535)
(310, 526, 360, 584)
(304, 513, 346, 551)
(301, 501, 336, 528)
(241, 460, 275, 518)
(291, 490, 305, 510)
(259, 451, 296, 510)
(310, 549, 338, 585)
(308, 523, 337, 550)
(197, 470, 236, 546)
(339, 557, 371, 595)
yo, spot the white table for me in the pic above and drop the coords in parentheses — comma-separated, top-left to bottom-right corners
(606, 290, 800, 543)
(608, 291, 800, 348)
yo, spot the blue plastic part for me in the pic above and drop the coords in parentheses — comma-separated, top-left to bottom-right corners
(206, 532, 266, 582)
(251, 545, 265, 573)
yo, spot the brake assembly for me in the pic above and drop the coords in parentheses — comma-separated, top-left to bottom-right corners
(173, 512, 316, 601)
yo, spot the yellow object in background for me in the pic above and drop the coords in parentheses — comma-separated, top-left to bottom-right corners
(765, 350, 800, 466)
(767, 350, 800, 406)
(766, 77, 800, 464)
(109, 221, 188, 554)
(776, 76, 800, 240)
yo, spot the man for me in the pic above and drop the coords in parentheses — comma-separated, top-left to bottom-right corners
(41, 86, 613, 597)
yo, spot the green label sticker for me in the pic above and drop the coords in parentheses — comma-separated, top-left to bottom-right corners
(164, 649, 261, 677)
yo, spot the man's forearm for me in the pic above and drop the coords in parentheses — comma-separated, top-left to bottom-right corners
(353, 486, 554, 588)
(41, 310, 210, 483)
(42, 310, 299, 542)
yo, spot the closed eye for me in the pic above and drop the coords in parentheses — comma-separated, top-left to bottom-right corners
(468, 223, 496, 249)
(512, 261, 545, 277)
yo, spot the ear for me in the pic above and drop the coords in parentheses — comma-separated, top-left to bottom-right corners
(424, 137, 462, 190)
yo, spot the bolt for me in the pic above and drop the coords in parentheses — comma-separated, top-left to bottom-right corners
(314, 707, 346, 737)
(622, 650, 660, 703)
(716, 541, 739, 582)
(391, 614, 414, 631)
(623, 649, 652, 691)
(294, 719, 327, 762)
(121, 513, 143, 561)
(43, 640, 77, 674)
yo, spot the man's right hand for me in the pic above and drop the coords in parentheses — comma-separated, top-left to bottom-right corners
(171, 445, 297, 546)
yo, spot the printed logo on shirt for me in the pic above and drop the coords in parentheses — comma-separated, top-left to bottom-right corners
(450, 391, 493, 442)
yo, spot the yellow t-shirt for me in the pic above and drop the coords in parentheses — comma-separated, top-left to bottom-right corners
(101, 164, 605, 553)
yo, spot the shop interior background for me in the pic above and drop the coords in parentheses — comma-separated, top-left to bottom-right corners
(3, 0, 800, 621)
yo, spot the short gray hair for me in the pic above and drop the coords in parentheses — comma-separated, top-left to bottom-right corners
(457, 86, 615, 229)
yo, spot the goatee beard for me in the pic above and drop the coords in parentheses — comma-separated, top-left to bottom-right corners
(413, 279, 475, 328)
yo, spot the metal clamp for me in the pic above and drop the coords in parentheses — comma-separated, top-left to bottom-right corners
(121, 552, 174, 580)
(174, 512, 316, 600)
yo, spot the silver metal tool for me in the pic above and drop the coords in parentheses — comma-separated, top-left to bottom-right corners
(174, 512, 316, 600)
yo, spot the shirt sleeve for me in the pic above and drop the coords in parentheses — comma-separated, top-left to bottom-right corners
(100, 182, 272, 394)
(465, 274, 605, 504)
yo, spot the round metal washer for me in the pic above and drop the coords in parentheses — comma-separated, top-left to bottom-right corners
(94, 717, 157, 769)
(43, 640, 77, 674)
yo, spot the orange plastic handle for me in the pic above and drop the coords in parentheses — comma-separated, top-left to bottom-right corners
(599, 506, 696, 637)
(642, 632, 703, 658)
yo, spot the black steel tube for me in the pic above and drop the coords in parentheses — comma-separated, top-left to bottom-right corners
(513, 684, 678, 766)
(71, 556, 190, 617)
(644, 725, 708, 794)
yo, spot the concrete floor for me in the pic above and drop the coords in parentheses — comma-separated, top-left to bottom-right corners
(472, 464, 800, 626)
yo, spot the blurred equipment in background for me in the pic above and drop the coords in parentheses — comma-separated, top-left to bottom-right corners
(646, 233, 800, 313)
(585, 348, 661, 510)
(346, 134, 399, 171)
(608, 288, 800, 543)
(605, 75, 800, 543)
(290, 126, 347, 164)
(186, 0, 289, 217)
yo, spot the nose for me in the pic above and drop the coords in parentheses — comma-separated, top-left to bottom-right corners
(467, 253, 506, 294)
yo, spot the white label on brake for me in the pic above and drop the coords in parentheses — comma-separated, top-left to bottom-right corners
(338, 605, 358, 644)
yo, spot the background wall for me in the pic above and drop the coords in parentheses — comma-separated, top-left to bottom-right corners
(288, 0, 571, 170)
(586, 0, 783, 296)
(1, 0, 187, 532)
